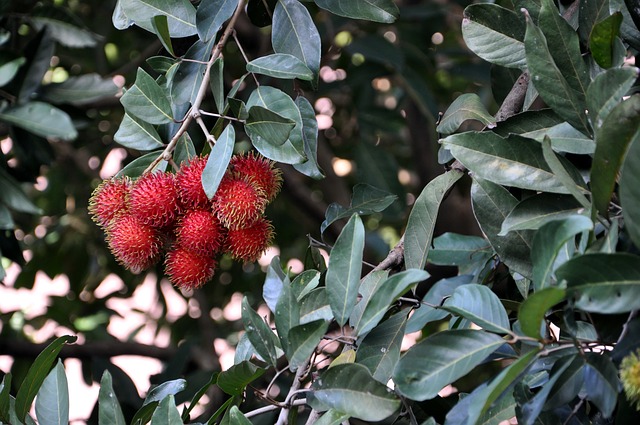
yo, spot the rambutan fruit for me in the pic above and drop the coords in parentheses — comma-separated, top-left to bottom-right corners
(106, 215, 162, 273)
(213, 174, 268, 230)
(129, 171, 180, 228)
(89, 177, 130, 228)
(176, 155, 211, 209)
(175, 209, 225, 257)
(226, 217, 274, 262)
(230, 152, 282, 202)
(165, 246, 216, 289)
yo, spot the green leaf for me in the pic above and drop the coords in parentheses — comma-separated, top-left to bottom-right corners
(247, 53, 314, 80)
(246, 86, 306, 164)
(321, 184, 397, 234)
(172, 133, 196, 167)
(590, 12, 623, 69)
(15, 27, 54, 104)
(245, 105, 296, 147)
(531, 215, 592, 290)
(314, 410, 350, 425)
(427, 233, 493, 267)
(196, 0, 236, 42)
(170, 38, 215, 106)
(356, 269, 429, 335)
(39, 73, 118, 106)
(356, 311, 408, 383)
(312, 364, 400, 421)
(314, 0, 398, 23)
(98, 371, 126, 425)
(541, 137, 590, 210)
(149, 395, 181, 425)
(35, 359, 68, 425)
(300, 288, 333, 324)
(545, 355, 585, 410)
(263, 255, 287, 313)
(291, 270, 320, 301)
(0, 167, 42, 215)
(393, 330, 504, 401)
(151, 15, 174, 57)
(226, 406, 252, 425)
(241, 296, 281, 366)
(201, 124, 235, 199)
(120, 0, 197, 37)
(500, 193, 583, 234)
(621, 127, 640, 249)
(116, 150, 167, 178)
(0, 374, 12, 423)
(287, 320, 329, 371)
(471, 177, 533, 279)
(577, 0, 610, 43)
(326, 214, 365, 326)
(210, 58, 224, 114)
(591, 95, 640, 217)
(349, 270, 389, 330)
(583, 353, 620, 418)
(275, 283, 299, 355)
(442, 284, 511, 334)
(436, 93, 495, 135)
(143, 379, 186, 407)
(113, 113, 164, 151)
(0, 56, 25, 87)
(518, 287, 566, 338)
(524, 10, 590, 134)
(442, 132, 573, 194)
(31, 5, 101, 47)
(461, 4, 526, 69)
(121, 68, 173, 125)
(557, 253, 640, 314)
(293, 96, 324, 179)
(216, 361, 265, 396)
(586, 66, 639, 130)
(15, 335, 76, 423)
(273, 0, 321, 78)
(0, 101, 76, 140)
(404, 170, 464, 270)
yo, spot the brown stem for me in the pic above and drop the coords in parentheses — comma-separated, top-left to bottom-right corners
(0, 339, 176, 360)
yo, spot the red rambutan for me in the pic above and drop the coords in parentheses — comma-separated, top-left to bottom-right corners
(129, 171, 180, 228)
(176, 155, 211, 209)
(226, 217, 274, 262)
(175, 209, 225, 257)
(213, 174, 268, 230)
(230, 152, 282, 202)
(89, 177, 130, 228)
(106, 215, 162, 273)
(165, 246, 216, 289)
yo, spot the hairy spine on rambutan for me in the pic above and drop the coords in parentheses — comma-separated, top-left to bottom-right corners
(165, 246, 216, 289)
(129, 172, 180, 228)
(226, 217, 274, 262)
(175, 209, 225, 257)
(229, 152, 282, 202)
(89, 177, 130, 228)
(176, 155, 211, 209)
(212, 174, 268, 230)
(106, 215, 162, 273)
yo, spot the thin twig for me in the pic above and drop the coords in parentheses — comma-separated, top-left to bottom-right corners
(233, 30, 260, 86)
(194, 113, 217, 148)
(617, 310, 639, 345)
(276, 358, 311, 424)
(244, 398, 308, 419)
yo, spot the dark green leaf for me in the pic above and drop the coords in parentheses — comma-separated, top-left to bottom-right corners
(442, 132, 574, 194)
(216, 361, 265, 396)
(346, 34, 404, 71)
(590, 12, 623, 69)
(201, 124, 235, 199)
(545, 355, 585, 410)
(291, 270, 320, 301)
(113, 114, 164, 151)
(0, 167, 42, 214)
(143, 379, 186, 407)
(461, 4, 526, 69)
(558, 253, 640, 314)
(246, 105, 296, 147)
(578, 0, 610, 43)
(151, 15, 174, 57)
(121, 68, 173, 124)
(312, 364, 400, 421)
(321, 184, 397, 234)
(227, 97, 248, 120)
(531, 215, 592, 290)
(326, 214, 365, 326)
(172, 133, 196, 167)
(442, 284, 510, 334)
(620, 125, 640, 249)
(241, 296, 281, 366)
(541, 137, 590, 210)
(427, 233, 493, 269)
(15, 335, 76, 423)
(273, 0, 321, 78)
(149, 395, 181, 425)
(35, 359, 68, 425)
(471, 177, 533, 279)
(357, 311, 408, 383)
(314, 410, 350, 425)
(98, 371, 126, 425)
(287, 320, 329, 371)
(299, 288, 333, 324)
(404, 170, 464, 270)
(436, 93, 495, 135)
(146, 56, 176, 74)
(227, 406, 252, 424)
(39, 74, 118, 106)
(584, 353, 620, 418)
(393, 330, 504, 401)
(314, 0, 398, 23)
(119, 0, 197, 37)
(31, 6, 101, 47)
(0, 101, 76, 140)
(170, 38, 215, 106)
(263, 255, 287, 313)
(500, 193, 583, 234)
(275, 283, 299, 355)
(196, 0, 236, 42)
(586, 66, 638, 130)
(247, 53, 313, 80)
(349, 270, 389, 330)
(210, 58, 224, 114)
(15, 28, 54, 104)
(116, 150, 167, 178)
(518, 287, 566, 338)
(293, 96, 324, 179)
(0, 57, 25, 87)
(356, 269, 429, 335)
(0, 374, 12, 423)
(591, 95, 640, 217)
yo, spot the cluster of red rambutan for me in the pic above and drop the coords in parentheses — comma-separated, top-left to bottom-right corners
(89, 152, 281, 289)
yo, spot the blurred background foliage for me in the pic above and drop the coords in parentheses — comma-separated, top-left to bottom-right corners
(0, 0, 490, 421)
